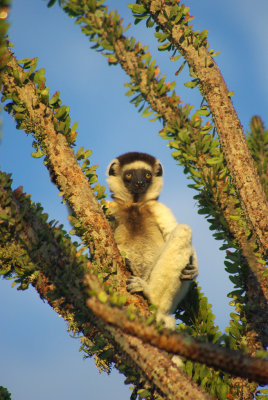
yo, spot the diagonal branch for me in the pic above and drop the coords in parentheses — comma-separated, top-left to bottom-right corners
(141, 0, 268, 253)
(0, 172, 212, 400)
(1, 173, 267, 391)
(86, 296, 268, 385)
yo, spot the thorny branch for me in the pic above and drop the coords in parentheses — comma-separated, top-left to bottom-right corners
(86, 295, 268, 385)
(0, 173, 212, 400)
(0, 170, 267, 388)
(141, 0, 268, 254)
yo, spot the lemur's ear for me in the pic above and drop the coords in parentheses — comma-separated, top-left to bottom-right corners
(155, 161, 163, 177)
(107, 159, 119, 176)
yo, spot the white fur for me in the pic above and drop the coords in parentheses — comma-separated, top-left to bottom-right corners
(121, 160, 153, 171)
(127, 222, 198, 328)
(107, 174, 133, 202)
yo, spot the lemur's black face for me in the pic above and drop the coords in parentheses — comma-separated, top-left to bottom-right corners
(123, 168, 152, 194)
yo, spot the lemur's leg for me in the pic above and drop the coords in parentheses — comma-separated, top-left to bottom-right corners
(127, 224, 198, 328)
(147, 224, 196, 315)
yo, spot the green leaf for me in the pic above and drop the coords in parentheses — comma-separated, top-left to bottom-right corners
(40, 88, 50, 104)
(206, 156, 223, 165)
(217, 383, 229, 400)
(31, 152, 43, 159)
(33, 68, 46, 87)
(184, 361, 193, 377)
(211, 50, 221, 57)
(14, 113, 26, 120)
(13, 105, 25, 113)
(55, 105, 68, 120)
(98, 291, 108, 303)
(83, 149, 93, 159)
(71, 121, 78, 131)
(154, 32, 169, 41)
(229, 215, 241, 221)
(31, 146, 44, 158)
(202, 136, 211, 153)
(178, 130, 189, 143)
(224, 261, 239, 273)
(170, 54, 182, 62)
(47, 0, 57, 7)
(184, 79, 199, 88)
(263, 269, 268, 277)
(127, 4, 147, 14)
(13, 69, 21, 84)
(146, 17, 154, 28)
(141, 107, 153, 118)
(175, 60, 186, 76)
(197, 108, 210, 116)
(49, 91, 60, 106)
(0, 213, 9, 220)
(158, 42, 172, 51)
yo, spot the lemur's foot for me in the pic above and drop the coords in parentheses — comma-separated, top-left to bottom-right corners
(126, 276, 147, 294)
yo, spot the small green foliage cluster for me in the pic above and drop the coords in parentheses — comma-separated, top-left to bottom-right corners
(79, 333, 115, 373)
(0, 0, 11, 143)
(1, 55, 107, 209)
(0, 386, 12, 400)
(0, 172, 36, 290)
(119, 364, 161, 400)
(128, 1, 206, 49)
(61, 0, 125, 65)
(0, 1, 10, 70)
(2, 56, 78, 147)
(175, 284, 231, 400)
(0, 171, 87, 291)
(0, 172, 162, 397)
(247, 116, 268, 198)
(184, 360, 230, 400)
(75, 146, 106, 202)
(176, 284, 221, 344)
(0, 170, 114, 372)
(58, 0, 182, 118)
(256, 389, 268, 400)
(224, 249, 249, 349)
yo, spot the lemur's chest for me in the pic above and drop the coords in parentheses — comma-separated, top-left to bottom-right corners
(113, 202, 163, 255)
(113, 203, 160, 238)
(110, 202, 164, 279)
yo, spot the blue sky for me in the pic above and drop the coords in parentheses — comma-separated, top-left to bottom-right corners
(0, 1, 267, 399)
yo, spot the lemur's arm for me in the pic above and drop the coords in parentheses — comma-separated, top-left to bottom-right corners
(149, 201, 198, 278)
(148, 201, 178, 240)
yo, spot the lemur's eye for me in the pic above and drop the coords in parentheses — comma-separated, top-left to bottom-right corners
(145, 172, 152, 180)
(125, 173, 132, 180)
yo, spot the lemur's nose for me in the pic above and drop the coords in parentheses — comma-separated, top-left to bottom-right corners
(135, 180, 145, 187)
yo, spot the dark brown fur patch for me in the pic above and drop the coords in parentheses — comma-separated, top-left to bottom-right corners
(117, 152, 156, 168)
(117, 203, 153, 235)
